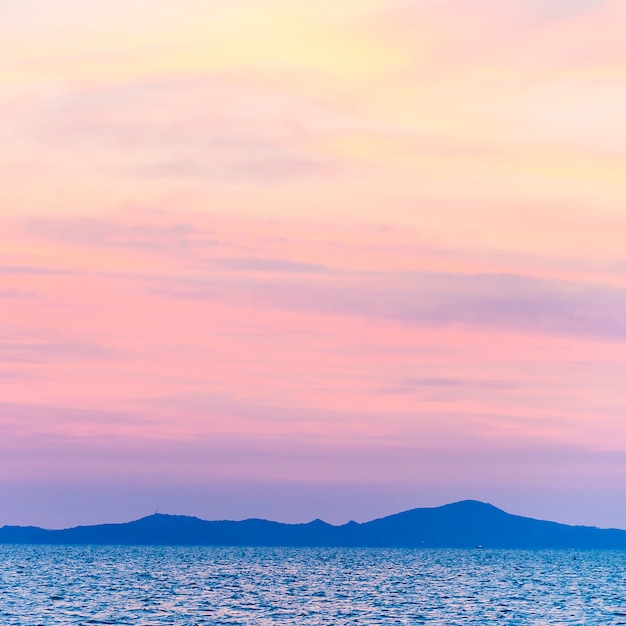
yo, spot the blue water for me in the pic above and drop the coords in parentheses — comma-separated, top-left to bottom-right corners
(1, 546, 626, 624)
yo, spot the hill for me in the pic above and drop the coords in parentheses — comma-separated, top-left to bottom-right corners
(2, 500, 626, 548)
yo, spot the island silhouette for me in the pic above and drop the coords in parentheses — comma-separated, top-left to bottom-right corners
(3, 500, 626, 548)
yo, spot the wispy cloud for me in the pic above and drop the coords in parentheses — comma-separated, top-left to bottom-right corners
(0, 266, 77, 275)
(0, 335, 120, 364)
(0, 288, 36, 298)
(151, 270, 626, 341)
(22, 216, 214, 252)
(214, 257, 336, 274)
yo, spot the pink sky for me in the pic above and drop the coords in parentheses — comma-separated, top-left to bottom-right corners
(2, 0, 626, 529)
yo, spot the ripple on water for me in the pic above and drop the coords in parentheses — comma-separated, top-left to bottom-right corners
(1, 545, 626, 624)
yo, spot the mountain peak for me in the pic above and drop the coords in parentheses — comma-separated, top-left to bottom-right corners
(442, 500, 504, 512)
(2, 501, 625, 548)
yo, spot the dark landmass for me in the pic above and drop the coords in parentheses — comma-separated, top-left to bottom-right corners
(2, 500, 626, 548)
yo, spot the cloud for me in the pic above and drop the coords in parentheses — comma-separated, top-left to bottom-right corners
(136, 154, 334, 183)
(14, 74, 344, 185)
(0, 265, 76, 275)
(3, 394, 625, 491)
(0, 335, 120, 364)
(214, 257, 335, 274)
(381, 377, 520, 399)
(0, 288, 36, 298)
(534, 0, 608, 21)
(151, 270, 626, 341)
(22, 215, 219, 254)
(401, 377, 519, 390)
(0, 401, 139, 433)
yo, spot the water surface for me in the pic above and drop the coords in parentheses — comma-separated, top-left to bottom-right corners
(1, 546, 625, 624)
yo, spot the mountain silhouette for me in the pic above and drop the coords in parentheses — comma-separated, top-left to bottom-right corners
(2, 500, 626, 548)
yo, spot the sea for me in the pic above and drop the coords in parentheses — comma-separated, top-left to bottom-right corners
(1, 545, 625, 625)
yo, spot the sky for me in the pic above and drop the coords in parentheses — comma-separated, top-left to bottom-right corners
(2, 0, 626, 530)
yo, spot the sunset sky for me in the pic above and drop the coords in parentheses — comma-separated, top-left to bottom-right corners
(2, 0, 626, 529)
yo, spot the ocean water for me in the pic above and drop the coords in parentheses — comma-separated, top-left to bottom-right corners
(1, 546, 625, 625)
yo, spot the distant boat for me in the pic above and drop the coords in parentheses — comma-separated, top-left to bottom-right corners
(475, 545, 484, 549)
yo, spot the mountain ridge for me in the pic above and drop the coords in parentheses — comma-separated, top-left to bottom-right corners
(3, 500, 626, 548)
